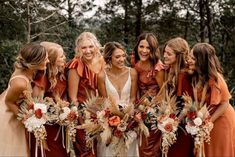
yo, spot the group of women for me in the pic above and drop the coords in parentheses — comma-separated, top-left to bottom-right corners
(0, 31, 234, 157)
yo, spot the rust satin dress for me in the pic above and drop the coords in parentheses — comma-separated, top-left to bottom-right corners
(197, 73, 235, 157)
(135, 60, 164, 157)
(31, 72, 68, 157)
(67, 57, 97, 157)
(167, 72, 195, 157)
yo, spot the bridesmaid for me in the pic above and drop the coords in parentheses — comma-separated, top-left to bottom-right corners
(67, 32, 105, 157)
(0, 42, 48, 156)
(188, 43, 235, 157)
(31, 41, 67, 157)
(163, 37, 194, 157)
(132, 32, 164, 157)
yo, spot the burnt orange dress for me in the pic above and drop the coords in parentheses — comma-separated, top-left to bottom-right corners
(135, 60, 164, 157)
(31, 72, 68, 157)
(67, 57, 97, 157)
(167, 72, 195, 157)
(198, 73, 235, 157)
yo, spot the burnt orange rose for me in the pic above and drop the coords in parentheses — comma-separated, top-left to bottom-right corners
(164, 123, 173, 132)
(35, 109, 42, 119)
(108, 116, 121, 126)
(67, 111, 77, 122)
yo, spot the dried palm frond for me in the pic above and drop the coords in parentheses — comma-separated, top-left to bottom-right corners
(123, 103, 134, 115)
(107, 95, 124, 117)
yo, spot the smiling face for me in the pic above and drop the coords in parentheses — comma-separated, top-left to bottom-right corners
(78, 39, 96, 62)
(163, 45, 176, 66)
(187, 50, 196, 74)
(137, 39, 151, 62)
(111, 48, 126, 69)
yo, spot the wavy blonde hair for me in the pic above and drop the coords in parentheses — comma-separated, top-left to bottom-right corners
(164, 37, 190, 91)
(40, 42, 66, 90)
(74, 32, 101, 57)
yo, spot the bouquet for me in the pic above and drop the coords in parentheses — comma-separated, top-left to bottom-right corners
(151, 90, 180, 157)
(55, 97, 79, 156)
(17, 90, 48, 157)
(182, 85, 213, 157)
(78, 95, 149, 156)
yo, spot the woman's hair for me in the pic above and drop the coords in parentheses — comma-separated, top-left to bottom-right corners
(14, 42, 47, 70)
(75, 31, 101, 57)
(133, 32, 160, 66)
(192, 43, 222, 84)
(103, 42, 125, 65)
(40, 41, 65, 90)
(164, 37, 190, 89)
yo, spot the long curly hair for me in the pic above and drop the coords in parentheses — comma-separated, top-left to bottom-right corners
(40, 42, 66, 90)
(163, 37, 190, 91)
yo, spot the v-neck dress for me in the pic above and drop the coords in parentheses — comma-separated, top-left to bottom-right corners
(97, 68, 139, 157)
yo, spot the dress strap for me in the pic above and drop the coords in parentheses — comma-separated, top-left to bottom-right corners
(9, 75, 30, 87)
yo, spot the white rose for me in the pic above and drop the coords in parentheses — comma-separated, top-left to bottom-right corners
(34, 103, 47, 113)
(24, 115, 46, 132)
(193, 117, 202, 126)
(185, 125, 199, 135)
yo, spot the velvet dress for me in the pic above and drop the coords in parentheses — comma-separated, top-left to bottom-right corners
(31, 72, 68, 157)
(67, 57, 97, 157)
(167, 71, 195, 157)
(135, 60, 164, 157)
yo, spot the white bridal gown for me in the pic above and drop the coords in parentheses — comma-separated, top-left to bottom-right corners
(97, 68, 139, 157)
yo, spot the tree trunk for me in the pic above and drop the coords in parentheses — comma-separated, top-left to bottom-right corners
(184, 10, 189, 40)
(205, 0, 212, 44)
(199, 0, 206, 42)
(135, 0, 142, 39)
(27, 0, 31, 43)
(124, 0, 129, 45)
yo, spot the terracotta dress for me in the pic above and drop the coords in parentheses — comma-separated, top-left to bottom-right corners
(198, 73, 235, 157)
(0, 75, 29, 156)
(167, 72, 195, 157)
(135, 60, 164, 157)
(67, 57, 97, 157)
(31, 72, 68, 157)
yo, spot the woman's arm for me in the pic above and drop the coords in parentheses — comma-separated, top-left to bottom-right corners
(97, 70, 107, 97)
(32, 85, 45, 100)
(68, 69, 80, 104)
(130, 68, 138, 103)
(210, 101, 229, 122)
(5, 78, 28, 115)
(155, 70, 165, 89)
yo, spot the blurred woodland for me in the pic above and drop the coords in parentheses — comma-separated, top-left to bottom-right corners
(0, 0, 234, 105)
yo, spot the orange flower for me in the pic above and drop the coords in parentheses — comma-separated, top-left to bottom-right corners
(108, 116, 121, 126)
(35, 109, 42, 119)
(164, 123, 173, 132)
(67, 111, 77, 122)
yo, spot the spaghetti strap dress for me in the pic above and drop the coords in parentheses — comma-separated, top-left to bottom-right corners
(0, 75, 29, 156)
(97, 68, 139, 157)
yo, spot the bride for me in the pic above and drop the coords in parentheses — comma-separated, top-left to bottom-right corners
(97, 42, 138, 157)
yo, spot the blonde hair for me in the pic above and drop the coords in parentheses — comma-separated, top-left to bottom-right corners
(15, 42, 47, 70)
(74, 32, 101, 57)
(40, 42, 65, 90)
(164, 37, 190, 90)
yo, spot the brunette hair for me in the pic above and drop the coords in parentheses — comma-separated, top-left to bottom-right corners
(103, 42, 125, 64)
(192, 43, 222, 84)
(15, 42, 47, 70)
(133, 32, 160, 66)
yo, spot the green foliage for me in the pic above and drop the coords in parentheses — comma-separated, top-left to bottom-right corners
(0, 40, 22, 92)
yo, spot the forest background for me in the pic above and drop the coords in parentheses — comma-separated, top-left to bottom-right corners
(0, 0, 234, 105)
